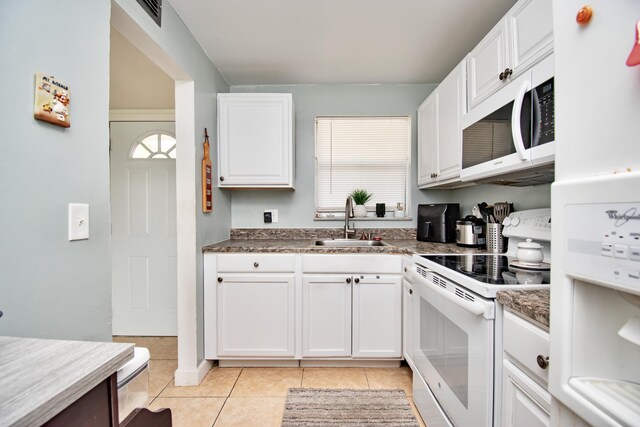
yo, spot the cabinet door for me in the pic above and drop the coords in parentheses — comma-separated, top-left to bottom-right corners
(217, 274, 295, 357)
(352, 275, 402, 358)
(302, 275, 352, 357)
(417, 94, 438, 187)
(502, 360, 551, 427)
(508, 0, 553, 78)
(435, 61, 465, 182)
(217, 93, 293, 188)
(467, 19, 510, 109)
(402, 278, 414, 366)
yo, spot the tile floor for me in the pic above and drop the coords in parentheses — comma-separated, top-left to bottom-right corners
(112, 336, 425, 427)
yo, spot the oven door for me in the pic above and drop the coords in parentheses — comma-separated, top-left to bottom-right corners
(411, 268, 495, 427)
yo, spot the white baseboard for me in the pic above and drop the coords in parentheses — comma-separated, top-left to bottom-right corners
(174, 359, 213, 386)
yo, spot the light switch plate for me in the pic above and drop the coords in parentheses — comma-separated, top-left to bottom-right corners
(68, 203, 89, 241)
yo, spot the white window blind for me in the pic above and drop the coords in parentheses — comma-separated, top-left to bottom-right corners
(315, 116, 410, 213)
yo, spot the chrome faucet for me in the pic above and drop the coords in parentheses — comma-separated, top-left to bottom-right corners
(344, 196, 356, 239)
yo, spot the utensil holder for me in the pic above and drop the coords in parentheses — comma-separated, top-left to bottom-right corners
(487, 223, 506, 253)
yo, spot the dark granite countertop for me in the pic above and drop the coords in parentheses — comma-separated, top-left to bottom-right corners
(202, 238, 483, 255)
(496, 290, 550, 329)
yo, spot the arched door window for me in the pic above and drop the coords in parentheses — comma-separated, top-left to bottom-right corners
(130, 132, 176, 159)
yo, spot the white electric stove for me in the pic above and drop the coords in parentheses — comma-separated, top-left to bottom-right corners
(408, 208, 551, 427)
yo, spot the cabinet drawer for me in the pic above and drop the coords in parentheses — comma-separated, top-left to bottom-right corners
(503, 310, 550, 385)
(217, 254, 295, 273)
(302, 254, 401, 274)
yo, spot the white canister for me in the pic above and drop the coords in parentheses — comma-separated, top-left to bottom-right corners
(516, 239, 544, 264)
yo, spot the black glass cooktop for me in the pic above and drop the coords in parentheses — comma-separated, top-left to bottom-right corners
(419, 254, 551, 285)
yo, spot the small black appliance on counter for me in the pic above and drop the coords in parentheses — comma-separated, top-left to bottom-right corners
(417, 204, 460, 243)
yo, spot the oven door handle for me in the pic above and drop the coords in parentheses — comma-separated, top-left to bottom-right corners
(408, 269, 494, 320)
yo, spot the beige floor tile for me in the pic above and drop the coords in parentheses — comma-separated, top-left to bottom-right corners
(301, 368, 369, 389)
(148, 336, 178, 360)
(408, 399, 427, 427)
(150, 397, 225, 427)
(214, 397, 285, 427)
(112, 336, 160, 349)
(148, 360, 178, 398)
(160, 367, 242, 398)
(230, 368, 302, 397)
(365, 367, 413, 396)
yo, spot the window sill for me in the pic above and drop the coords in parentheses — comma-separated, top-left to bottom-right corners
(314, 216, 413, 222)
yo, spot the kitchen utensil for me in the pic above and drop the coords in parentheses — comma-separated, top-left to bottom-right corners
(516, 238, 545, 264)
(493, 202, 512, 224)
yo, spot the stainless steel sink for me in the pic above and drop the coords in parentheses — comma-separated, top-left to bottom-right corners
(314, 239, 390, 247)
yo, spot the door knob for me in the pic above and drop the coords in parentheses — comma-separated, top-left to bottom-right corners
(253, 262, 259, 268)
(346, 278, 352, 283)
(217, 277, 223, 283)
(409, 289, 413, 295)
(354, 278, 360, 284)
(220, 176, 225, 181)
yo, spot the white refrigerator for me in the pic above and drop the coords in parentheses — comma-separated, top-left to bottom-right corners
(550, 1, 640, 426)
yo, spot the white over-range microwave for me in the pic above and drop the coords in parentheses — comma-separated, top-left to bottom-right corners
(461, 54, 555, 184)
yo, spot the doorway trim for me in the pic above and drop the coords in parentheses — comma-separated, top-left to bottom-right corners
(111, 1, 210, 386)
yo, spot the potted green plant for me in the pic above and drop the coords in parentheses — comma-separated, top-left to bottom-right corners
(350, 189, 373, 218)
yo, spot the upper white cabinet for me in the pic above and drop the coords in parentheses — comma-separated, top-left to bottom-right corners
(468, 0, 553, 109)
(417, 60, 466, 188)
(217, 93, 295, 188)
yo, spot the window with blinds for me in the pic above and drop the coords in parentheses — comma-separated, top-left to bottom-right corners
(315, 116, 411, 216)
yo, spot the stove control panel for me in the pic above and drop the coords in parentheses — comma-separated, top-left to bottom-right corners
(502, 208, 552, 242)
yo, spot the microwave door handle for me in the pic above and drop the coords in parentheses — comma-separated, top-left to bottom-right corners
(407, 269, 494, 319)
(511, 79, 531, 161)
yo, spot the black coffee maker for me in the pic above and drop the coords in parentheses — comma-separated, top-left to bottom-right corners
(417, 204, 460, 243)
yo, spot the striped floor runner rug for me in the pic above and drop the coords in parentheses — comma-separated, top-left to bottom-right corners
(282, 388, 420, 427)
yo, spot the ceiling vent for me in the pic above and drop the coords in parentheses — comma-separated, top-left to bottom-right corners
(136, 0, 162, 27)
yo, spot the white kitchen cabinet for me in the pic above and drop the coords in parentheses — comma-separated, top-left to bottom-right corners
(302, 275, 352, 357)
(352, 274, 402, 358)
(417, 60, 465, 188)
(217, 93, 294, 188)
(501, 309, 551, 427)
(467, 0, 553, 109)
(217, 274, 295, 357)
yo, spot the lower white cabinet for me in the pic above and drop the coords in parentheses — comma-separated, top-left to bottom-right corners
(302, 273, 402, 358)
(302, 275, 352, 357)
(502, 360, 551, 427)
(501, 310, 551, 426)
(217, 274, 295, 357)
(352, 275, 402, 358)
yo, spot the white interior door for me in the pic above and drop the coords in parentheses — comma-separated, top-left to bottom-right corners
(110, 121, 177, 336)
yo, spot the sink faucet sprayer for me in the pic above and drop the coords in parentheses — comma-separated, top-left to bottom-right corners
(344, 196, 356, 239)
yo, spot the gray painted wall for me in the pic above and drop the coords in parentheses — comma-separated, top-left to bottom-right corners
(230, 84, 454, 228)
(229, 85, 551, 228)
(113, 0, 231, 363)
(451, 183, 551, 216)
(0, 1, 112, 341)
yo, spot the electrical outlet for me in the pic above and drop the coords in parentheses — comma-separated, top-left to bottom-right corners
(263, 211, 272, 223)
(264, 209, 279, 223)
(68, 203, 89, 241)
